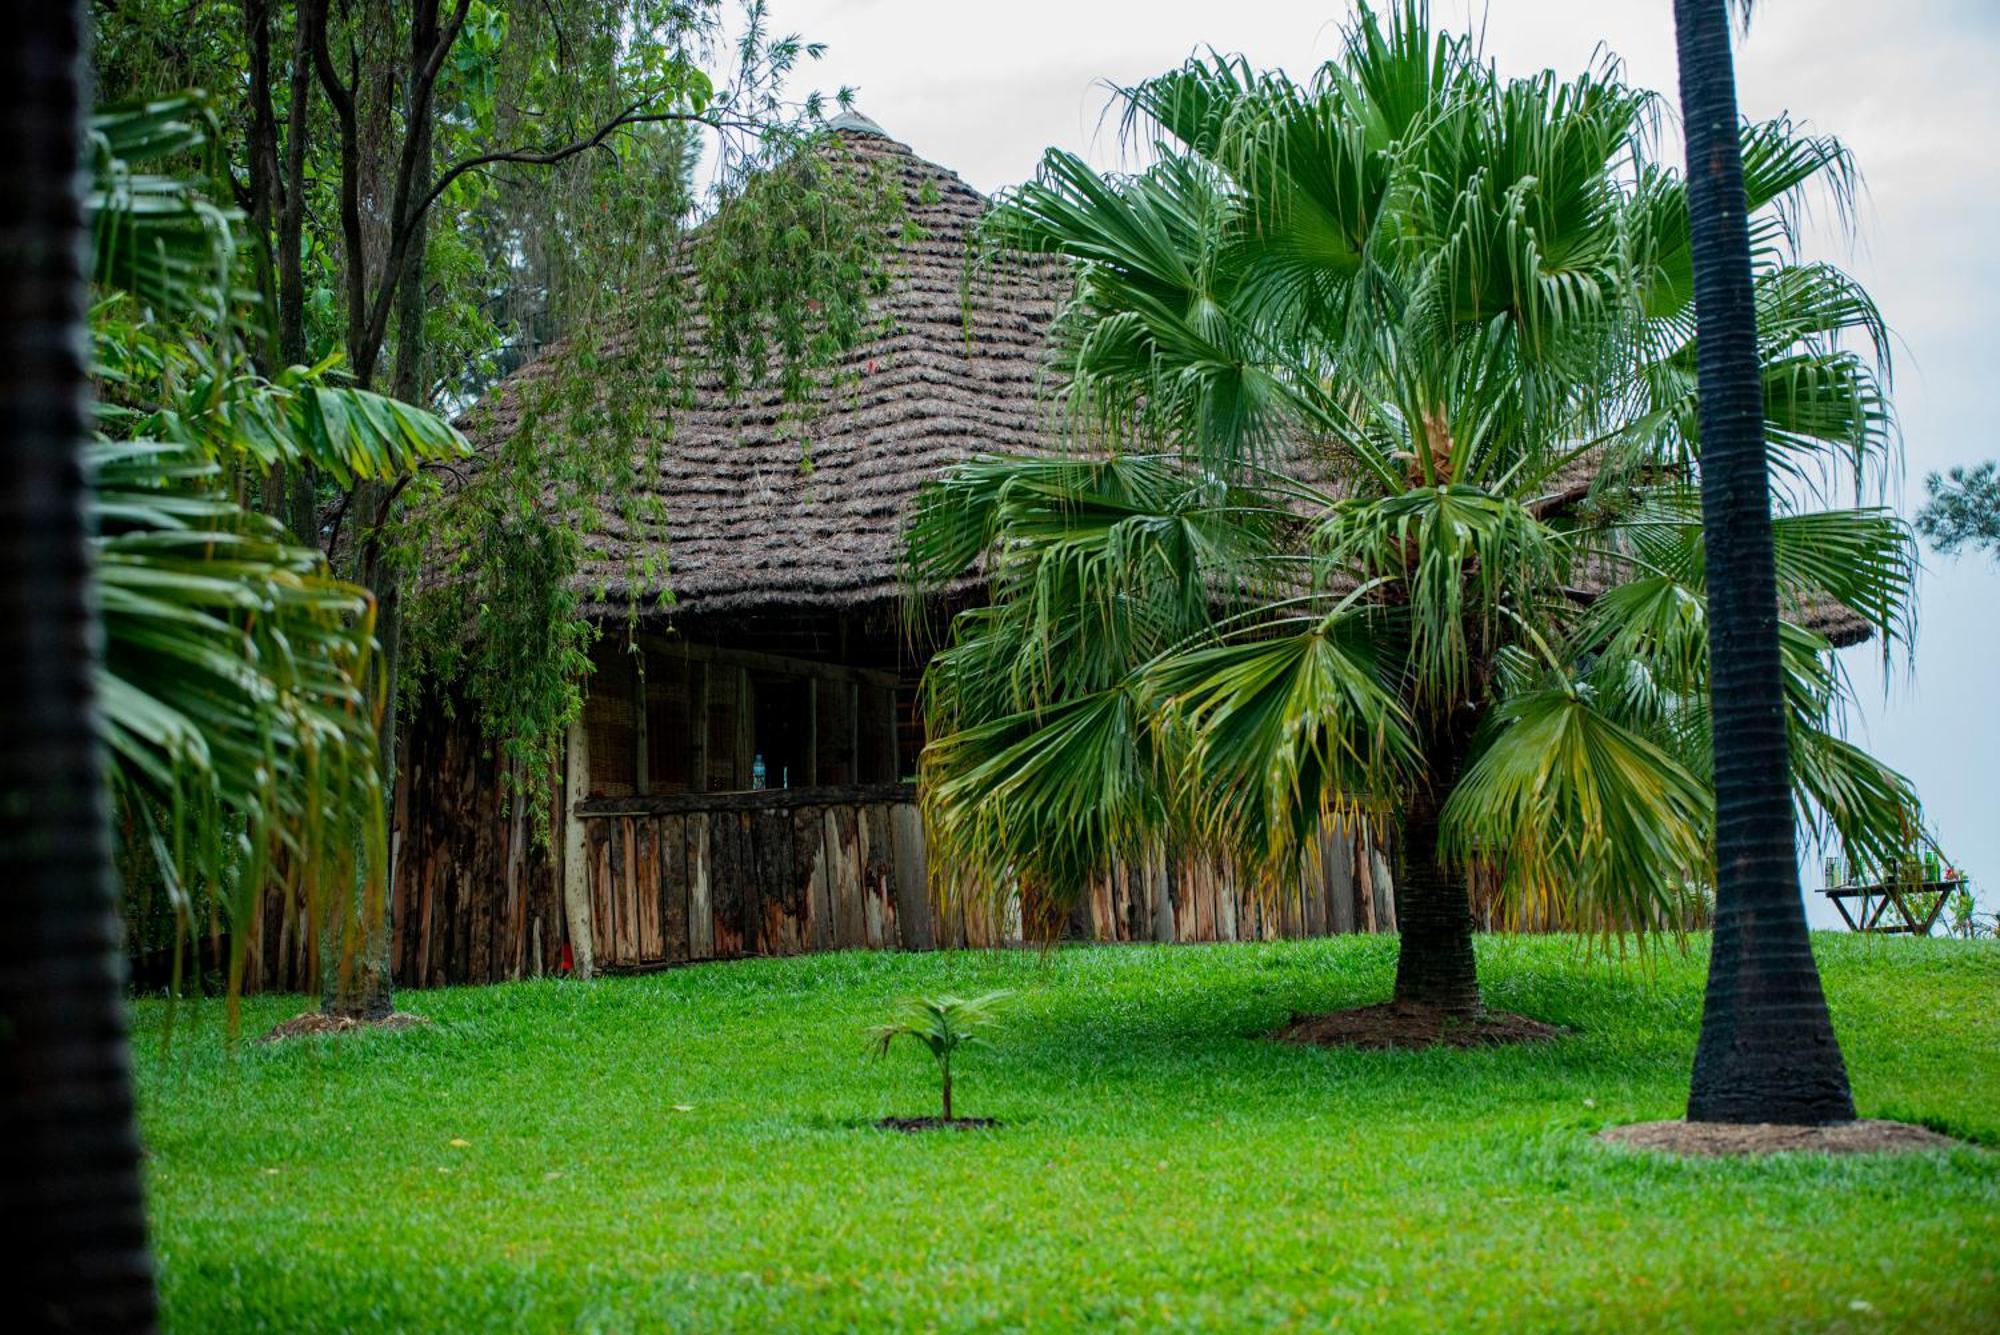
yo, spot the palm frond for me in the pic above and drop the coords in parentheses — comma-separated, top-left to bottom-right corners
(917, 3, 1919, 955)
(1150, 602, 1417, 869)
(1440, 686, 1711, 935)
(85, 95, 465, 1010)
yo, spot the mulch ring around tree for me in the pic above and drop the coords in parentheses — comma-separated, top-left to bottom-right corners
(874, 1117, 1001, 1133)
(1275, 1003, 1568, 1051)
(257, 1011, 432, 1043)
(1597, 1119, 1971, 1157)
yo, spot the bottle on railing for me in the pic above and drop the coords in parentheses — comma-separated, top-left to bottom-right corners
(752, 753, 766, 790)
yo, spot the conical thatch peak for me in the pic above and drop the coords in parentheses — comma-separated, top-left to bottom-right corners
(826, 108, 891, 139)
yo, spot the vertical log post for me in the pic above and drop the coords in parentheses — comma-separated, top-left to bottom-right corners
(688, 814, 713, 959)
(690, 661, 710, 792)
(561, 719, 595, 977)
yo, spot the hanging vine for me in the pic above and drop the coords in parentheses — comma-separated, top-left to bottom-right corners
(396, 123, 905, 843)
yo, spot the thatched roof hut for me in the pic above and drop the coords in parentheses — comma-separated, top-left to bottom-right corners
(458, 109, 1869, 650)
(381, 117, 1402, 990)
(356, 114, 1865, 995)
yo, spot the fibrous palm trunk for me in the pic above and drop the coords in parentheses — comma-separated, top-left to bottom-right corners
(0, 3, 159, 1325)
(1390, 785, 1481, 1017)
(1674, 0, 1856, 1125)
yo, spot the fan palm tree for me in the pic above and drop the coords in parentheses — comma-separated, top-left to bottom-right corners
(1673, 0, 1855, 1123)
(0, 1, 157, 1325)
(909, 2, 1920, 1018)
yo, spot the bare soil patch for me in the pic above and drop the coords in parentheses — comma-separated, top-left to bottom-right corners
(1598, 1118, 1969, 1157)
(874, 1116, 1001, 1133)
(1276, 1003, 1566, 1051)
(257, 1011, 432, 1043)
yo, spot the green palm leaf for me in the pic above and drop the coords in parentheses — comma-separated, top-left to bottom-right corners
(1440, 687, 1712, 935)
(85, 95, 465, 1008)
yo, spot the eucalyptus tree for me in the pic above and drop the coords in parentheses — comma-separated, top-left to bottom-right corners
(92, 1, 897, 1016)
(909, 2, 1919, 1016)
(1916, 462, 1999, 562)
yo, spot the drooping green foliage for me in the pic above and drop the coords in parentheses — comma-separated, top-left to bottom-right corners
(88, 95, 467, 1005)
(911, 2, 1922, 953)
(90, 1, 905, 859)
(396, 127, 903, 841)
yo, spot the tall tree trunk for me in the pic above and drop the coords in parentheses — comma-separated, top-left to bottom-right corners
(1674, 0, 1855, 1125)
(243, 0, 298, 530)
(321, 473, 405, 1018)
(322, 0, 434, 1019)
(242, 0, 281, 374)
(0, 4, 158, 1325)
(277, 0, 319, 545)
(1390, 785, 1481, 1016)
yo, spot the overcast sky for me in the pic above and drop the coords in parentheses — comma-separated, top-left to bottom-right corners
(761, 0, 2000, 926)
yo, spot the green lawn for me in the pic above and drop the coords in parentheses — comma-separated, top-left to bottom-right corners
(132, 934, 1999, 1332)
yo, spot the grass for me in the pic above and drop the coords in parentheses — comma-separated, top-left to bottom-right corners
(132, 933, 1999, 1332)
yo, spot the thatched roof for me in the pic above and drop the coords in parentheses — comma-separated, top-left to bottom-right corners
(1794, 598, 1869, 647)
(460, 119, 1064, 623)
(458, 119, 1870, 650)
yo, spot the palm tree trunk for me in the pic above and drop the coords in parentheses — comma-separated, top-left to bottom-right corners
(1674, 0, 1855, 1125)
(0, 3, 159, 1324)
(1390, 786, 1481, 1016)
(941, 1057, 953, 1121)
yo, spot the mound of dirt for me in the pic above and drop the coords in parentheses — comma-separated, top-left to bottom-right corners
(257, 1011, 431, 1043)
(874, 1117, 1001, 1133)
(1275, 1003, 1567, 1051)
(1598, 1119, 1969, 1157)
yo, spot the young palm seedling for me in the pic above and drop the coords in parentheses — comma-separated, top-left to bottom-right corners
(871, 991, 1011, 1128)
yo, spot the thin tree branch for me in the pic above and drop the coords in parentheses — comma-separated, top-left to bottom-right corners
(412, 97, 765, 233)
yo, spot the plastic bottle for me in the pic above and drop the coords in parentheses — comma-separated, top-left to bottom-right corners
(752, 753, 766, 790)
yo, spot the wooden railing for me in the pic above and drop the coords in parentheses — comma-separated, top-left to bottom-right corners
(572, 785, 941, 967)
(571, 785, 1398, 971)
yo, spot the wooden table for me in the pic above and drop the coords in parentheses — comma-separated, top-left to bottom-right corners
(1819, 879, 1967, 935)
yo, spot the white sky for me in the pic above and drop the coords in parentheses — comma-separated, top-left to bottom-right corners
(763, 0, 2000, 926)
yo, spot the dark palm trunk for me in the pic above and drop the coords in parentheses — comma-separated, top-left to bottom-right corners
(1390, 785, 1481, 1017)
(0, 3, 159, 1325)
(1674, 0, 1855, 1125)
